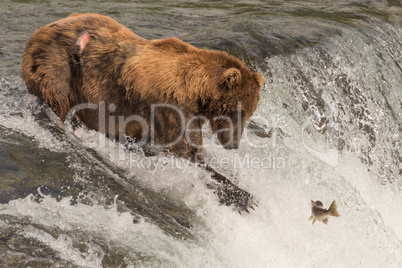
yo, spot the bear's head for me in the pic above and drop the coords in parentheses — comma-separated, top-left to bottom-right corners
(200, 60, 264, 150)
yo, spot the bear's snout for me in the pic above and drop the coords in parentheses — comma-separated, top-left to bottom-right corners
(215, 111, 243, 150)
(218, 130, 241, 150)
(226, 143, 239, 150)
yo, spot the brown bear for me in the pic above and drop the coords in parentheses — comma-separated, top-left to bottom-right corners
(22, 13, 264, 212)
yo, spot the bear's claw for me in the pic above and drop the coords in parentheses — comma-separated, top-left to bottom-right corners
(215, 182, 257, 213)
(203, 164, 257, 213)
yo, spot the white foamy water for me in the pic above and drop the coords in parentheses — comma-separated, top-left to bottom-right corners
(0, 136, 401, 267)
(0, 78, 69, 152)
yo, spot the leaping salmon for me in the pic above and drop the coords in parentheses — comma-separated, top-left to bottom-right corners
(308, 200, 340, 225)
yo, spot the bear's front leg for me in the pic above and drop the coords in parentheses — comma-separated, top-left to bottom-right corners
(186, 146, 256, 212)
(181, 119, 256, 212)
(159, 112, 257, 213)
(203, 164, 256, 213)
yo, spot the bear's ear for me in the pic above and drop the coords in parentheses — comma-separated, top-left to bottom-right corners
(253, 72, 264, 90)
(220, 68, 241, 90)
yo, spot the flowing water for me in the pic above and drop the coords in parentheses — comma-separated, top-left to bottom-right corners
(0, 0, 401, 267)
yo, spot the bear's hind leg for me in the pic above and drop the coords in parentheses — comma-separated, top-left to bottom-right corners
(22, 37, 81, 121)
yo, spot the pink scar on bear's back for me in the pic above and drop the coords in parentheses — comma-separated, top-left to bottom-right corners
(77, 32, 91, 52)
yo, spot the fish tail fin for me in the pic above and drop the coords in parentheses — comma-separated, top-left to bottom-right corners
(329, 200, 340, 217)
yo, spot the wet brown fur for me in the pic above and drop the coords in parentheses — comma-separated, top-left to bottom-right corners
(22, 13, 264, 210)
